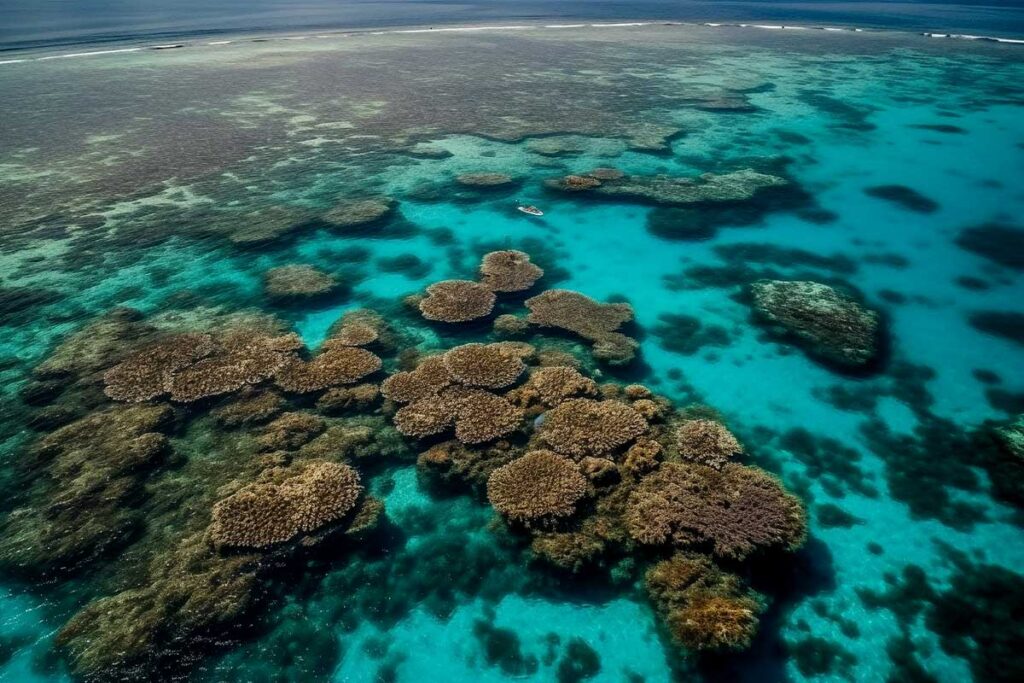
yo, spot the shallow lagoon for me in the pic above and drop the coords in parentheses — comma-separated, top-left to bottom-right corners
(0, 23, 1022, 683)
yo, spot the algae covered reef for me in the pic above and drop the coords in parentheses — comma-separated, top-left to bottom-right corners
(1, 22, 1023, 683)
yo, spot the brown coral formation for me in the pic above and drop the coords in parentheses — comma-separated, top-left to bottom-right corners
(104, 329, 301, 403)
(487, 450, 588, 524)
(625, 462, 806, 560)
(539, 398, 648, 458)
(479, 250, 544, 292)
(381, 355, 452, 403)
(102, 332, 216, 402)
(676, 419, 743, 469)
(210, 461, 362, 548)
(419, 279, 497, 323)
(275, 347, 382, 394)
(393, 386, 524, 444)
(442, 343, 526, 389)
(262, 265, 337, 302)
(525, 289, 638, 364)
(645, 553, 764, 651)
(514, 366, 598, 407)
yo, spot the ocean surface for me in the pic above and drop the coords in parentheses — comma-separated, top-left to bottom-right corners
(0, 16, 1023, 683)
(3, 0, 1024, 51)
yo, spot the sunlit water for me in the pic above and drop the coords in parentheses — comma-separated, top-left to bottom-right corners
(0, 22, 1022, 683)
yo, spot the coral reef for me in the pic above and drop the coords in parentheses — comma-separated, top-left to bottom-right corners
(262, 265, 337, 302)
(479, 250, 544, 292)
(525, 289, 638, 364)
(676, 419, 743, 469)
(419, 279, 497, 322)
(539, 398, 647, 458)
(750, 279, 881, 369)
(626, 462, 806, 559)
(645, 553, 764, 651)
(443, 343, 526, 389)
(210, 460, 363, 548)
(487, 450, 588, 524)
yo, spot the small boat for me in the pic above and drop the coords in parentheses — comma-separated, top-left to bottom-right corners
(517, 204, 544, 217)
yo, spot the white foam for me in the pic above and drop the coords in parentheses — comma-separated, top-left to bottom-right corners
(589, 23, 649, 28)
(0, 59, 28, 65)
(544, 24, 588, 29)
(36, 47, 142, 60)
(391, 25, 531, 34)
(207, 40, 232, 45)
(752, 25, 785, 30)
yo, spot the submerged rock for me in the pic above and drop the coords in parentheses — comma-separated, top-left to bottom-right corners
(455, 172, 517, 188)
(324, 197, 395, 228)
(546, 168, 788, 206)
(263, 265, 338, 303)
(750, 279, 882, 370)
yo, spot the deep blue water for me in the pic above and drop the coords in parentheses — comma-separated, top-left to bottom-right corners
(3, 0, 1024, 51)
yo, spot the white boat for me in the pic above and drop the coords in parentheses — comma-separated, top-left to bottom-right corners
(517, 204, 544, 216)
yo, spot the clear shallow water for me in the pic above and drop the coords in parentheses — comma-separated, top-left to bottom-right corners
(0, 22, 1022, 683)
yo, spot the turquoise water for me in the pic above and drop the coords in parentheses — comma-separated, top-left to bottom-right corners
(0, 22, 1022, 683)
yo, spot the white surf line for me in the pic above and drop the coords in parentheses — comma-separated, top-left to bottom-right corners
(543, 24, 588, 29)
(0, 59, 28, 65)
(36, 47, 142, 60)
(589, 22, 650, 27)
(207, 40, 233, 45)
(924, 31, 1024, 44)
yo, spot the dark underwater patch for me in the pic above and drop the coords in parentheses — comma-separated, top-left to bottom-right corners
(377, 254, 431, 279)
(815, 503, 862, 528)
(909, 123, 967, 134)
(778, 428, 876, 500)
(786, 636, 856, 678)
(860, 553, 1024, 683)
(555, 638, 601, 683)
(473, 619, 539, 676)
(955, 275, 991, 291)
(798, 91, 876, 131)
(968, 311, 1024, 347)
(0, 286, 61, 327)
(859, 416, 988, 530)
(651, 313, 732, 356)
(955, 222, 1024, 270)
(863, 185, 939, 214)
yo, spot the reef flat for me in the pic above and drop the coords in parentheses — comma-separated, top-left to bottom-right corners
(0, 22, 1022, 683)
